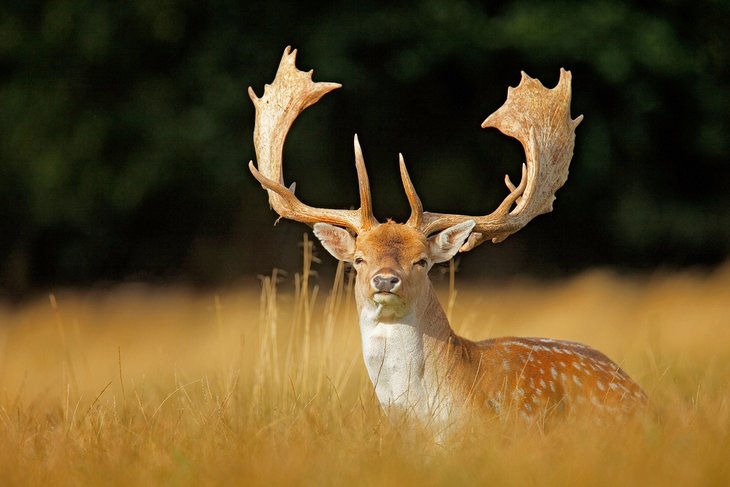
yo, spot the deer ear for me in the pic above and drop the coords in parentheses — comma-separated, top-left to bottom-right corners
(313, 223, 356, 262)
(428, 220, 476, 264)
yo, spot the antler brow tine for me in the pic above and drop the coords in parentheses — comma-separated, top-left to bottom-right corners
(400, 154, 424, 229)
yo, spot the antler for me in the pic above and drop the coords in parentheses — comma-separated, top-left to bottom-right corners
(403, 69, 583, 251)
(248, 47, 378, 234)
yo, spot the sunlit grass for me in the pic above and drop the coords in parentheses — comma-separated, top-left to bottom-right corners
(1, 241, 729, 486)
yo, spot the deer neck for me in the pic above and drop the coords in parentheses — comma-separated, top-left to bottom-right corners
(356, 282, 461, 419)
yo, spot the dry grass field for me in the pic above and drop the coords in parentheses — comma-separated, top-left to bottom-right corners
(1, 245, 729, 486)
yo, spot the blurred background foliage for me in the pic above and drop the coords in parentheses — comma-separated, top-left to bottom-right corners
(1, 0, 729, 294)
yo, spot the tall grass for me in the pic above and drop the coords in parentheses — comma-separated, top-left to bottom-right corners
(0, 239, 729, 486)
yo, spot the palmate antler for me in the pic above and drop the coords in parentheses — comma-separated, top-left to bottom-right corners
(249, 47, 582, 250)
(248, 47, 378, 234)
(401, 69, 583, 250)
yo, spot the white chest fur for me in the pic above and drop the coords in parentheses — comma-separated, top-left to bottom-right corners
(361, 319, 425, 407)
(359, 309, 451, 419)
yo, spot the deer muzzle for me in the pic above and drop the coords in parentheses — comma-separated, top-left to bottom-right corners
(371, 271, 401, 294)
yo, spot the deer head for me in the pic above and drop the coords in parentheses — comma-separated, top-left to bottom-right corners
(248, 47, 582, 323)
(313, 219, 475, 322)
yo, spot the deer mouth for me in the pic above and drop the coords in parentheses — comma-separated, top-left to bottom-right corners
(372, 291, 402, 305)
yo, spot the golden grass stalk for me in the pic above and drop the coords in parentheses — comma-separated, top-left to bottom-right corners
(0, 242, 729, 485)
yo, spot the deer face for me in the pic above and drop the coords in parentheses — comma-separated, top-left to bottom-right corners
(313, 220, 475, 320)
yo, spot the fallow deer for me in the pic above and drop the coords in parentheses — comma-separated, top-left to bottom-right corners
(248, 47, 646, 424)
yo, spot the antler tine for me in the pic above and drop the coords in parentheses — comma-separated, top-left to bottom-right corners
(249, 47, 378, 234)
(419, 68, 583, 249)
(400, 154, 424, 228)
(353, 135, 378, 231)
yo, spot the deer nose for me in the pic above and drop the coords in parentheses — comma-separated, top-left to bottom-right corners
(372, 273, 401, 293)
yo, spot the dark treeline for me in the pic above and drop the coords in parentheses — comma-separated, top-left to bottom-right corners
(1, 0, 729, 293)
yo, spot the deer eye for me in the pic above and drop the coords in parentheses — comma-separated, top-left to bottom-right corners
(414, 258, 428, 268)
(354, 257, 365, 265)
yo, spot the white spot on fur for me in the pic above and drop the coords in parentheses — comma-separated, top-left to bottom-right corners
(590, 396, 605, 408)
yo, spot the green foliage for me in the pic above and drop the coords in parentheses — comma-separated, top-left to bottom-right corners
(1, 0, 729, 291)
